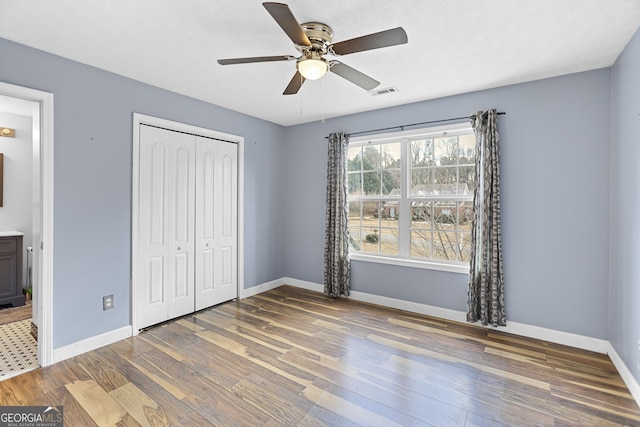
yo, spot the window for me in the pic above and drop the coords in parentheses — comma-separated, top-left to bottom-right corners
(347, 123, 475, 270)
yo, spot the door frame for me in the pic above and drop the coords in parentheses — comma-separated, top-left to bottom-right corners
(131, 113, 244, 334)
(0, 82, 54, 367)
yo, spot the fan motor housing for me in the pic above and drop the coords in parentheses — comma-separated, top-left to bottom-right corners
(300, 22, 333, 52)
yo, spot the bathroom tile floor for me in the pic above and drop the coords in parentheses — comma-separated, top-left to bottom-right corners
(0, 318, 38, 378)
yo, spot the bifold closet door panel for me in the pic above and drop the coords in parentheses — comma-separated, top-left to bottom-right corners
(138, 125, 196, 329)
(215, 140, 238, 304)
(195, 137, 238, 310)
(195, 137, 215, 310)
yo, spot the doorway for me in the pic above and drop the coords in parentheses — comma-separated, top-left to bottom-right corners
(0, 82, 54, 373)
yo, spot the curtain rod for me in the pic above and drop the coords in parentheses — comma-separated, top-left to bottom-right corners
(326, 111, 506, 139)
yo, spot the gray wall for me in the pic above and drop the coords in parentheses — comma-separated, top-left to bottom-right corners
(0, 38, 287, 348)
(0, 32, 628, 352)
(610, 28, 640, 385)
(0, 111, 33, 288)
(284, 69, 612, 339)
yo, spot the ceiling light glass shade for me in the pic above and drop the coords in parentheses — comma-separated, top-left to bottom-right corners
(297, 57, 328, 80)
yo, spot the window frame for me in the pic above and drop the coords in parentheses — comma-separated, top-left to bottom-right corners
(347, 122, 474, 274)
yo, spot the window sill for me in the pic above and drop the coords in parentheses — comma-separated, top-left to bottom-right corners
(349, 253, 469, 274)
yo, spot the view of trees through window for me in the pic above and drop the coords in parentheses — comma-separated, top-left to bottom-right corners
(347, 127, 476, 264)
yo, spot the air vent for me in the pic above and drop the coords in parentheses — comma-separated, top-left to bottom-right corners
(369, 86, 399, 96)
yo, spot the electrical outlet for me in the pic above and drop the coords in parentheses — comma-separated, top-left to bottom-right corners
(103, 295, 114, 311)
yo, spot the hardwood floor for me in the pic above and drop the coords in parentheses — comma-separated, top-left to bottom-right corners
(0, 285, 638, 426)
(0, 302, 31, 325)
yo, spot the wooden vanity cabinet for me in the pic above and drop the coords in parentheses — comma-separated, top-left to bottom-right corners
(0, 233, 25, 307)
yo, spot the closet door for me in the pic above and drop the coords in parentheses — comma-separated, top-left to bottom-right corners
(138, 125, 196, 329)
(195, 137, 238, 310)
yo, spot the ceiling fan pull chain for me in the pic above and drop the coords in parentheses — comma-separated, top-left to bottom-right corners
(299, 76, 303, 115)
(321, 76, 326, 123)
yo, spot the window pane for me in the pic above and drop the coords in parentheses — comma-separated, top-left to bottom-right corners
(411, 168, 434, 196)
(362, 201, 379, 222)
(459, 134, 476, 165)
(460, 201, 474, 224)
(434, 136, 458, 165)
(347, 146, 363, 172)
(379, 227, 399, 255)
(434, 202, 457, 227)
(348, 201, 362, 250)
(362, 146, 381, 170)
(459, 230, 472, 262)
(361, 233, 379, 254)
(381, 170, 401, 196)
(382, 201, 399, 220)
(433, 167, 458, 193)
(360, 201, 380, 254)
(459, 165, 475, 195)
(347, 172, 361, 195)
(348, 201, 362, 225)
(459, 201, 473, 262)
(411, 201, 432, 228)
(411, 229, 432, 258)
(410, 139, 433, 167)
(348, 227, 362, 251)
(432, 230, 458, 261)
(381, 142, 401, 169)
(362, 171, 381, 195)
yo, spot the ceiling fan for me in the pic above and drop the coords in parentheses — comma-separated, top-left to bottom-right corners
(217, 2, 408, 95)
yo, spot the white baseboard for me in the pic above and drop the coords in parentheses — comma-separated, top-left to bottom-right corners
(608, 343, 640, 406)
(283, 277, 323, 293)
(500, 320, 609, 354)
(282, 277, 608, 354)
(50, 277, 283, 364)
(52, 325, 132, 364)
(282, 277, 640, 408)
(240, 277, 286, 299)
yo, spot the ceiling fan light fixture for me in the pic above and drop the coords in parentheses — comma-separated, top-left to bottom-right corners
(297, 54, 328, 80)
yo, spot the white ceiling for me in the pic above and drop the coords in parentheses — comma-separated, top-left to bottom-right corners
(1, 1, 639, 126)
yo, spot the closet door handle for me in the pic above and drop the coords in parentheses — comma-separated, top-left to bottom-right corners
(177, 246, 182, 251)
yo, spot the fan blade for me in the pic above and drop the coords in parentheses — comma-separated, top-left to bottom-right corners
(330, 27, 407, 56)
(263, 2, 311, 47)
(217, 55, 295, 65)
(330, 61, 379, 91)
(283, 71, 306, 95)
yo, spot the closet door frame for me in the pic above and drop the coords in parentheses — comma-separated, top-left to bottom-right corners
(131, 113, 244, 335)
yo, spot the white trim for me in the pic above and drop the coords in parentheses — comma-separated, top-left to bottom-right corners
(283, 277, 609, 354)
(350, 253, 469, 274)
(0, 82, 54, 367)
(131, 116, 141, 335)
(349, 122, 473, 144)
(608, 343, 640, 407)
(131, 113, 244, 335)
(499, 320, 609, 354)
(240, 277, 285, 299)
(52, 326, 132, 364)
(283, 277, 323, 293)
(237, 134, 245, 305)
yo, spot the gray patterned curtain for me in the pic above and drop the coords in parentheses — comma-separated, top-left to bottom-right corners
(324, 132, 351, 297)
(467, 110, 505, 326)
